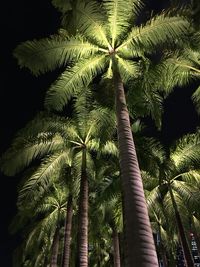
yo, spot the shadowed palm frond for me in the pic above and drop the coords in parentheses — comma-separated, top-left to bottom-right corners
(51, 0, 72, 13)
(192, 85, 200, 114)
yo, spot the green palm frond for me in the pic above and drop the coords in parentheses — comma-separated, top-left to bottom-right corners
(14, 35, 99, 76)
(192, 85, 200, 114)
(171, 180, 197, 206)
(142, 170, 159, 191)
(157, 56, 192, 93)
(117, 56, 139, 82)
(45, 54, 108, 110)
(18, 151, 68, 207)
(0, 137, 63, 176)
(180, 169, 200, 186)
(66, 0, 110, 48)
(103, 0, 142, 47)
(145, 186, 161, 209)
(117, 14, 189, 54)
(163, 190, 189, 224)
(90, 107, 116, 141)
(101, 141, 118, 157)
(171, 131, 200, 170)
(127, 84, 164, 129)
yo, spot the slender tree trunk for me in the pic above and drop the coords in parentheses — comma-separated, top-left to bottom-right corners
(50, 226, 60, 267)
(76, 149, 88, 267)
(113, 69, 158, 267)
(62, 194, 73, 267)
(168, 185, 194, 267)
(112, 228, 121, 267)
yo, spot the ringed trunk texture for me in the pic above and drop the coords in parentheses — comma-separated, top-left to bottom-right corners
(168, 185, 194, 267)
(112, 228, 121, 267)
(76, 149, 88, 267)
(62, 194, 73, 267)
(114, 71, 158, 267)
(50, 226, 60, 267)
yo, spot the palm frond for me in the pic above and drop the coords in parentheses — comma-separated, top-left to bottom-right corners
(180, 169, 200, 186)
(171, 180, 197, 207)
(117, 56, 139, 82)
(128, 85, 164, 129)
(45, 54, 108, 110)
(90, 106, 116, 141)
(14, 35, 99, 76)
(65, 0, 110, 48)
(117, 14, 189, 54)
(192, 85, 200, 114)
(0, 136, 63, 176)
(171, 131, 200, 170)
(18, 151, 68, 207)
(51, 0, 72, 13)
(101, 141, 118, 157)
(103, 0, 142, 47)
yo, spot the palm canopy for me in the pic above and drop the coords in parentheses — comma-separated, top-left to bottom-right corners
(11, 183, 68, 267)
(0, 90, 116, 207)
(14, 0, 190, 111)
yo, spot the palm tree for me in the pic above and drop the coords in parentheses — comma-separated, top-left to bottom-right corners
(142, 130, 200, 267)
(1, 90, 116, 266)
(13, 1, 190, 264)
(11, 183, 68, 267)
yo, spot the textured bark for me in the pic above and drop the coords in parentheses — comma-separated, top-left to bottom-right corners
(168, 186, 194, 267)
(50, 226, 60, 267)
(114, 70, 158, 267)
(62, 194, 73, 267)
(76, 149, 88, 267)
(112, 228, 121, 267)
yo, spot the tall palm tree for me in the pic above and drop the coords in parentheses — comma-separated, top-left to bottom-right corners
(142, 130, 200, 267)
(13, 1, 190, 264)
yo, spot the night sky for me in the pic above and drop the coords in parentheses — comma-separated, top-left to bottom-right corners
(0, 1, 199, 266)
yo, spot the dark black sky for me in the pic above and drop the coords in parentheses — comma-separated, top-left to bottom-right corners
(0, 1, 199, 266)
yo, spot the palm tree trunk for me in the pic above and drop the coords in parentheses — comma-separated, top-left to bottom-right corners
(62, 194, 73, 267)
(113, 69, 158, 267)
(112, 228, 121, 267)
(168, 185, 194, 267)
(76, 149, 88, 267)
(50, 226, 60, 267)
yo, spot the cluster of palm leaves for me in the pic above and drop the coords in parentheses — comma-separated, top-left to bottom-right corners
(1, 0, 200, 266)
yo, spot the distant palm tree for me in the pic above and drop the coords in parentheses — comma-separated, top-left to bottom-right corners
(143, 130, 200, 267)
(14, 1, 190, 264)
(12, 184, 68, 267)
